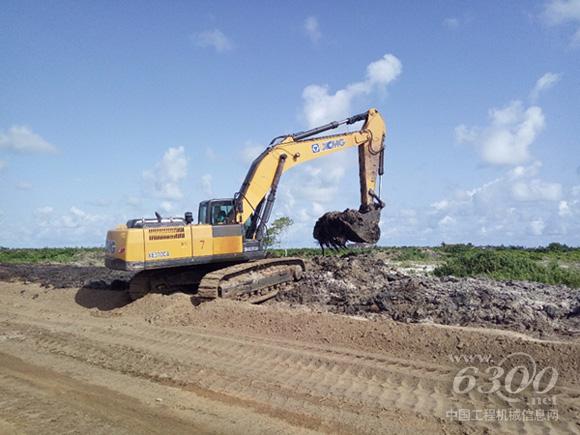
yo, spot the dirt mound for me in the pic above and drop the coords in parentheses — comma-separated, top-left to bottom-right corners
(2, 254, 579, 339)
(0, 263, 131, 290)
(275, 254, 580, 339)
(117, 292, 193, 320)
(313, 209, 380, 248)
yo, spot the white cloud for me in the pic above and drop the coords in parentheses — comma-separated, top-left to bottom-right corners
(302, 53, 402, 127)
(311, 201, 325, 215)
(276, 148, 357, 245)
(454, 125, 479, 144)
(0, 126, 57, 153)
(23, 205, 114, 246)
(143, 146, 188, 200)
(126, 196, 141, 207)
(529, 72, 561, 101)
(443, 17, 459, 29)
(431, 200, 450, 211)
(572, 27, 580, 46)
(559, 200, 572, 216)
(36, 206, 54, 214)
(70, 206, 86, 218)
(205, 147, 217, 160)
(15, 181, 32, 190)
(415, 161, 577, 243)
(508, 160, 542, 179)
(302, 85, 353, 128)
(543, 0, 580, 46)
(543, 0, 580, 24)
(240, 142, 264, 164)
(160, 201, 174, 213)
(530, 218, 546, 235)
(304, 16, 321, 43)
(89, 198, 112, 207)
(201, 174, 212, 196)
(58, 206, 100, 229)
(366, 55, 403, 87)
(281, 155, 349, 211)
(193, 29, 233, 53)
(455, 101, 545, 165)
(439, 215, 456, 226)
(330, 158, 578, 246)
(511, 179, 562, 201)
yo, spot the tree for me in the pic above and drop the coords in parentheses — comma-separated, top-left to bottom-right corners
(263, 216, 294, 249)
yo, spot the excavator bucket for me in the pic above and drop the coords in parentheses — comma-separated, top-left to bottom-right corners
(313, 208, 381, 250)
(311, 108, 385, 251)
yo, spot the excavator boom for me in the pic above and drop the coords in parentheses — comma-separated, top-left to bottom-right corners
(235, 108, 386, 246)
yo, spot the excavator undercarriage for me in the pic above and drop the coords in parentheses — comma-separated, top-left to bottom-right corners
(128, 258, 305, 303)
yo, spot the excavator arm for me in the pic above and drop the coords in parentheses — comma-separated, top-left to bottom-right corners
(235, 108, 386, 244)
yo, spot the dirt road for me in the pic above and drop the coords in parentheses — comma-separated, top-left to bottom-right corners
(1, 281, 579, 434)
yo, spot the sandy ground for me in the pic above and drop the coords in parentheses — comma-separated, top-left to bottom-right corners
(0, 280, 579, 434)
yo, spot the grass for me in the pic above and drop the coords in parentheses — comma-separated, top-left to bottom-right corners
(433, 247, 580, 288)
(2, 243, 579, 288)
(392, 247, 431, 262)
(0, 247, 103, 264)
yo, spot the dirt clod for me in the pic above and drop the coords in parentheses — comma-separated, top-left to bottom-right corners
(274, 254, 580, 339)
(0, 264, 131, 290)
(313, 209, 381, 249)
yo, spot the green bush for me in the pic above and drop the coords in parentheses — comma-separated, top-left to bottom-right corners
(434, 249, 580, 288)
(537, 242, 572, 253)
(439, 243, 474, 255)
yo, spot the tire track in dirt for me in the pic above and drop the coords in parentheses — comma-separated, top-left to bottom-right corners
(0, 352, 209, 435)
(0, 321, 363, 434)
(2, 282, 580, 434)
(2, 316, 578, 434)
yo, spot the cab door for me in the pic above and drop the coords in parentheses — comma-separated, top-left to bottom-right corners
(191, 225, 213, 257)
(208, 199, 243, 256)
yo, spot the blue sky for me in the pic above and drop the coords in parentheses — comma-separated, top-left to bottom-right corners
(1, 0, 579, 248)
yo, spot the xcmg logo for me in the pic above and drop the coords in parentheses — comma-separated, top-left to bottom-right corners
(311, 139, 345, 154)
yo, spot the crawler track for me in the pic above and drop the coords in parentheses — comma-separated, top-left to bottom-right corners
(128, 258, 305, 303)
(196, 258, 305, 303)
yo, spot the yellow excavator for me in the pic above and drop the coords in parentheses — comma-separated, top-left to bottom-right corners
(105, 108, 387, 302)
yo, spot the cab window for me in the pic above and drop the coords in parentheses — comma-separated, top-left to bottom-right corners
(211, 201, 234, 225)
(198, 202, 209, 224)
